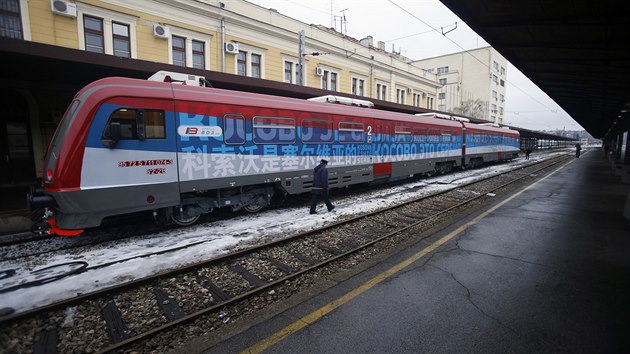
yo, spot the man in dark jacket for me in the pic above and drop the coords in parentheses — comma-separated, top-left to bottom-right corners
(310, 159, 335, 214)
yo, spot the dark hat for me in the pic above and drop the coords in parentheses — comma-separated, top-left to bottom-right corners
(320, 159, 328, 164)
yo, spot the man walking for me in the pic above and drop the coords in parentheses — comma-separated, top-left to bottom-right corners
(575, 143, 582, 158)
(310, 159, 335, 214)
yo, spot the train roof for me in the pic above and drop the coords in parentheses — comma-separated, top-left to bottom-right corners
(76, 76, 518, 136)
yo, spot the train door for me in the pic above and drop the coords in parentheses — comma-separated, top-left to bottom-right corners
(372, 122, 392, 178)
(81, 97, 181, 209)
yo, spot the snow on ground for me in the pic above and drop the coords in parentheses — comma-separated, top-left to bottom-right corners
(0, 150, 572, 315)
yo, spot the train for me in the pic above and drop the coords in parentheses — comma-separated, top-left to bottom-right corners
(28, 71, 520, 236)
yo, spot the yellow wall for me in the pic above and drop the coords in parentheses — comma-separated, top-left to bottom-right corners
(29, 0, 78, 48)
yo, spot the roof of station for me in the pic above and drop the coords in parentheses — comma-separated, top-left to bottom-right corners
(440, 0, 630, 138)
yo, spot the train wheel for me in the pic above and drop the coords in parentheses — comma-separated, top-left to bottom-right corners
(243, 201, 264, 213)
(243, 195, 265, 213)
(171, 207, 200, 226)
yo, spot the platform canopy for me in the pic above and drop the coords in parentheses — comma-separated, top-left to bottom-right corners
(440, 0, 630, 138)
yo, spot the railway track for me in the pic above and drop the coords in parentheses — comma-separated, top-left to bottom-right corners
(0, 154, 572, 353)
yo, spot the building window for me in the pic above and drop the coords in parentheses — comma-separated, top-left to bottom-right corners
(396, 89, 405, 104)
(438, 92, 446, 100)
(437, 66, 449, 74)
(438, 104, 446, 111)
(439, 78, 447, 85)
(493, 61, 499, 71)
(237, 51, 247, 76)
(500, 66, 506, 76)
(500, 79, 505, 87)
(376, 83, 387, 100)
(352, 78, 365, 96)
(492, 74, 498, 84)
(321, 70, 338, 91)
(251, 53, 261, 78)
(492, 90, 497, 100)
(0, 0, 22, 39)
(491, 104, 497, 114)
(172, 35, 186, 67)
(112, 22, 130, 58)
(500, 93, 505, 102)
(84, 15, 104, 53)
(426, 97, 434, 110)
(413, 93, 421, 107)
(284, 61, 294, 83)
(192, 40, 205, 69)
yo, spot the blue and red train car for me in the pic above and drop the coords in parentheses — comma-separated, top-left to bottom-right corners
(29, 71, 520, 235)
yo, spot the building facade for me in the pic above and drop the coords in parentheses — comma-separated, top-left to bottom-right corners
(412, 47, 508, 124)
(9, 0, 442, 101)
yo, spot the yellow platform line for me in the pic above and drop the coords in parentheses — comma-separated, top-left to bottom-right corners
(241, 160, 570, 354)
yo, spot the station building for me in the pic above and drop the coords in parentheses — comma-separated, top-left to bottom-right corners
(413, 47, 508, 125)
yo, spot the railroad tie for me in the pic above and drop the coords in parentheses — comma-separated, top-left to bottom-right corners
(291, 252, 319, 265)
(102, 301, 135, 343)
(153, 288, 185, 321)
(391, 216, 414, 225)
(195, 274, 231, 303)
(32, 328, 57, 354)
(266, 258, 295, 273)
(398, 212, 420, 220)
(317, 244, 344, 255)
(356, 231, 377, 240)
(227, 263, 268, 288)
(340, 239, 360, 250)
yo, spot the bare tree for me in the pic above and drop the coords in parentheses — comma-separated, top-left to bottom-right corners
(453, 99, 487, 119)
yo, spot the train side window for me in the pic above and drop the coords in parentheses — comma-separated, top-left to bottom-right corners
(103, 108, 165, 140)
(253, 116, 296, 144)
(301, 119, 333, 144)
(144, 110, 166, 139)
(338, 122, 364, 143)
(394, 125, 412, 143)
(441, 131, 452, 143)
(411, 128, 427, 143)
(223, 114, 246, 145)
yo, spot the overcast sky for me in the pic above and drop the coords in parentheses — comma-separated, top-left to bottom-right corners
(248, 0, 584, 132)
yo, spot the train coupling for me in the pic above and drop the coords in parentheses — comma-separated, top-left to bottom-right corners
(31, 209, 84, 237)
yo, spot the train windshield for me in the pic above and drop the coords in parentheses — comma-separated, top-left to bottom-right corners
(47, 99, 80, 160)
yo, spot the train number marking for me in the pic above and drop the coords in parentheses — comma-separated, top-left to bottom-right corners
(178, 125, 222, 137)
(118, 159, 173, 168)
(146, 168, 166, 175)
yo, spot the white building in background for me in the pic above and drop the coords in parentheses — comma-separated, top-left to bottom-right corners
(412, 47, 507, 124)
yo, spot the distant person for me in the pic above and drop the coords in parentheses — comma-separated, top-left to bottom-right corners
(310, 159, 335, 214)
(525, 148, 532, 160)
(575, 143, 582, 158)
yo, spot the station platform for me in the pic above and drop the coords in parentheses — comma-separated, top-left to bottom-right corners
(199, 150, 630, 353)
